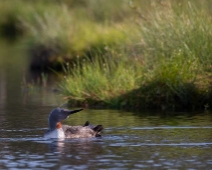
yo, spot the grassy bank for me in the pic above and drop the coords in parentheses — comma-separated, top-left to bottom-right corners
(59, 1, 212, 111)
(1, 0, 212, 111)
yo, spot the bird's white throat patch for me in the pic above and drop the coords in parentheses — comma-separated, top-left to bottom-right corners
(44, 128, 65, 139)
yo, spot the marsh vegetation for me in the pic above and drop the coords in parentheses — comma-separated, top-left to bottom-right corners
(1, 0, 212, 111)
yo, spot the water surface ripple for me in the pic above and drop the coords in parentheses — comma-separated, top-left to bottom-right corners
(0, 120, 211, 170)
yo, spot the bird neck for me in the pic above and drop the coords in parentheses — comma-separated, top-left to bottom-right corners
(56, 122, 62, 129)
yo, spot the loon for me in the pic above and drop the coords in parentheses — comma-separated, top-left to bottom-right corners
(44, 108, 103, 139)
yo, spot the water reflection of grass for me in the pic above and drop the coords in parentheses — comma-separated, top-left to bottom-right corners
(1, 1, 212, 111)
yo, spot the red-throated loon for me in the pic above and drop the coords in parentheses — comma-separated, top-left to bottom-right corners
(44, 108, 103, 139)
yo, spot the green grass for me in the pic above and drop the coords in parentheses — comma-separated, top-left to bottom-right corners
(58, 0, 212, 111)
(2, 0, 212, 111)
(0, 0, 132, 59)
(59, 49, 206, 110)
(139, 1, 212, 67)
(59, 55, 143, 107)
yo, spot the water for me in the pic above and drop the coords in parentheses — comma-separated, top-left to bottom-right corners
(0, 107, 212, 170)
(0, 43, 212, 169)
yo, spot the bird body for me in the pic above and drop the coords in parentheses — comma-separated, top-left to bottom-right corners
(44, 108, 103, 139)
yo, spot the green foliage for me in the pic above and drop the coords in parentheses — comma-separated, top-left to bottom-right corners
(59, 55, 143, 107)
(138, 1, 212, 69)
(2, 0, 212, 111)
(0, 0, 131, 58)
(58, 0, 212, 111)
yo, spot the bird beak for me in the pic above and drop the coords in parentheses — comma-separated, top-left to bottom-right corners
(66, 108, 83, 115)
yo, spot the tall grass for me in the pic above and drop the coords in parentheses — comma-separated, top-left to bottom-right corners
(59, 54, 143, 107)
(139, 1, 212, 66)
(58, 0, 212, 111)
(1, 0, 212, 110)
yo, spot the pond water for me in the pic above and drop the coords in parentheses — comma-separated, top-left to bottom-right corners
(0, 43, 212, 169)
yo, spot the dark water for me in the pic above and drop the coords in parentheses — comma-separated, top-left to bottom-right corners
(0, 43, 212, 169)
(0, 102, 212, 170)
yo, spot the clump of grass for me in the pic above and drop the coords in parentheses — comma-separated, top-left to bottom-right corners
(59, 54, 143, 108)
(120, 51, 203, 110)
